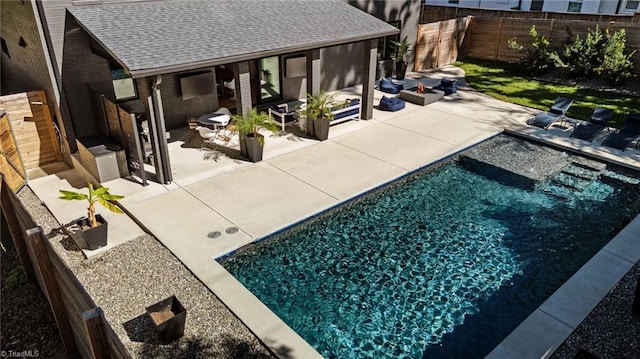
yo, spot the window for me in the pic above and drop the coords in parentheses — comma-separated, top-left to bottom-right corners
(567, 0, 582, 13)
(110, 63, 137, 101)
(377, 20, 401, 60)
(530, 0, 544, 11)
(1, 37, 9, 57)
(625, 0, 640, 11)
(448, 0, 460, 4)
(18, 36, 26, 47)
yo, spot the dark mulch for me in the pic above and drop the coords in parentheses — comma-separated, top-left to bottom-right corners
(0, 216, 76, 358)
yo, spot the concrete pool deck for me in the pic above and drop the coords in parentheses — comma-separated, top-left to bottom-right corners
(27, 65, 640, 358)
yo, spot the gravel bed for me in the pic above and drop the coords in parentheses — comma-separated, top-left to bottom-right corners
(552, 261, 640, 359)
(8, 184, 640, 358)
(15, 185, 274, 359)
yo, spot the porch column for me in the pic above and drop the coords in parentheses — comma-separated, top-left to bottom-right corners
(145, 75, 172, 184)
(362, 39, 378, 120)
(306, 49, 321, 96)
(233, 61, 252, 116)
(210, 67, 220, 109)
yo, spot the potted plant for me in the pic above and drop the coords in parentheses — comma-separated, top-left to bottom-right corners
(59, 183, 124, 250)
(391, 35, 413, 80)
(302, 91, 335, 141)
(145, 295, 187, 344)
(232, 107, 278, 162)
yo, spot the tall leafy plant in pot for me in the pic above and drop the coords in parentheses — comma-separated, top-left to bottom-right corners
(59, 183, 124, 250)
(232, 107, 278, 162)
(302, 91, 335, 141)
(391, 35, 412, 80)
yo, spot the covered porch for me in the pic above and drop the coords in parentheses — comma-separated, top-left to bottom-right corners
(65, 0, 398, 185)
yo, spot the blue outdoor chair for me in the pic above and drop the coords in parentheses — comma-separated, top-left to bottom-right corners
(571, 107, 614, 142)
(379, 77, 404, 94)
(528, 97, 574, 129)
(378, 96, 405, 112)
(602, 112, 640, 151)
(433, 78, 458, 95)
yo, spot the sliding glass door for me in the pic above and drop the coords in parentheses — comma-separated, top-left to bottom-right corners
(257, 56, 281, 103)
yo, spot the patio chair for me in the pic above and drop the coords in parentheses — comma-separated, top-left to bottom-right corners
(602, 112, 640, 151)
(378, 95, 405, 112)
(379, 77, 404, 94)
(570, 107, 614, 142)
(527, 97, 574, 129)
(196, 126, 219, 150)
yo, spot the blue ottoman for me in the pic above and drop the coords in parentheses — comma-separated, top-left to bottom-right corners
(434, 78, 458, 95)
(379, 96, 405, 112)
(379, 77, 404, 94)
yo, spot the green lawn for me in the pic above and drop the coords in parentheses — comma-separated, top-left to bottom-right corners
(455, 58, 640, 128)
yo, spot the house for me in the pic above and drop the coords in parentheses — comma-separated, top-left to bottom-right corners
(1, 0, 421, 185)
(425, 0, 640, 14)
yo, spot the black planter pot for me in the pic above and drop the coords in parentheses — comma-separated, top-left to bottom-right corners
(241, 134, 264, 162)
(239, 135, 247, 157)
(313, 118, 330, 141)
(146, 295, 186, 344)
(306, 117, 315, 138)
(376, 59, 394, 80)
(64, 214, 108, 250)
(395, 61, 407, 80)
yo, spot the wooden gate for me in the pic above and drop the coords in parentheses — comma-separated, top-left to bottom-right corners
(0, 91, 63, 171)
(414, 17, 472, 71)
(0, 111, 26, 191)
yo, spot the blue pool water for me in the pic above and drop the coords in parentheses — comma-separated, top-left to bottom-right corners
(221, 137, 640, 358)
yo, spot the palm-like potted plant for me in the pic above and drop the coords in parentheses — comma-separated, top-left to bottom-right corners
(232, 107, 278, 162)
(302, 91, 336, 141)
(391, 35, 413, 80)
(59, 183, 124, 250)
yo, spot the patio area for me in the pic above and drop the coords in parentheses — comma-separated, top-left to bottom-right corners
(26, 65, 640, 358)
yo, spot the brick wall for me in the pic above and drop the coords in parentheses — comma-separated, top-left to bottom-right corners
(1, 1, 56, 116)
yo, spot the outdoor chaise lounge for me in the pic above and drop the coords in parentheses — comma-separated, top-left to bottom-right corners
(570, 107, 614, 142)
(602, 112, 640, 151)
(527, 97, 574, 129)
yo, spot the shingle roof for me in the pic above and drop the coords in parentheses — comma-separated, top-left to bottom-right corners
(69, 0, 399, 78)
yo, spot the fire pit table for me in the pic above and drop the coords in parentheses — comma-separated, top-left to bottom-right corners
(399, 87, 444, 106)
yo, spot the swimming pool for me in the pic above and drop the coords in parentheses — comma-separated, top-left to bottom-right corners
(221, 136, 640, 358)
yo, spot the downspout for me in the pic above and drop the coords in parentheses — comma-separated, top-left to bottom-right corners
(33, 0, 77, 156)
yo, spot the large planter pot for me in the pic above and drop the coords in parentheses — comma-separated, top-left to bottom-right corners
(146, 295, 186, 344)
(313, 118, 331, 141)
(241, 134, 264, 162)
(395, 61, 407, 80)
(239, 135, 247, 157)
(376, 59, 394, 80)
(64, 214, 108, 250)
(306, 117, 315, 138)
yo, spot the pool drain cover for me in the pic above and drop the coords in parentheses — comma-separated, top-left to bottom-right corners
(207, 231, 221, 239)
(225, 227, 239, 234)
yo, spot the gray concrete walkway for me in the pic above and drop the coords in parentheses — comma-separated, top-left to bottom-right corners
(27, 66, 640, 358)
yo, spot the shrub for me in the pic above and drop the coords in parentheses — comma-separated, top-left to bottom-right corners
(598, 28, 636, 85)
(508, 25, 560, 75)
(560, 25, 605, 79)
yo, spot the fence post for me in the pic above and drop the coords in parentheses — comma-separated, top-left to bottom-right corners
(25, 226, 76, 353)
(495, 18, 505, 60)
(0, 177, 35, 282)
(83, 307, 109, 359)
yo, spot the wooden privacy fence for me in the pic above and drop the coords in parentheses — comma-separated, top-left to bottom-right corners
(422, 5, 640, 24)
(414, 17, 472, 70)
(0, 111, 26, 191)
(0, 91, 62, 171)
(465, 17, 640, 66)
(101, 96, 147, 186)
(0, 176, 131, 359)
